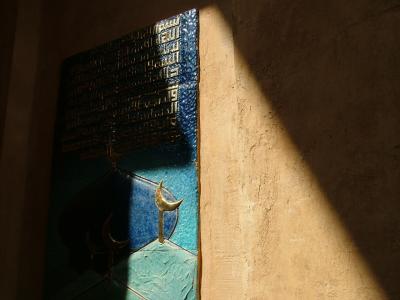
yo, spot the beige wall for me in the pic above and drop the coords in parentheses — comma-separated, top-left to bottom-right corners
(1, 0, 400, 299)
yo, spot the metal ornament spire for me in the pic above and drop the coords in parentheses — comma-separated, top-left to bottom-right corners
(155, 181, 183, 243)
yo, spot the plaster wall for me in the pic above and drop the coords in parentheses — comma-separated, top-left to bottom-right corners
(1, 1, 400, 299)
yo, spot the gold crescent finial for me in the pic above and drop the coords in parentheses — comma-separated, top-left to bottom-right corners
(155, 181, 183, 212)
(155, 181, 183, 243)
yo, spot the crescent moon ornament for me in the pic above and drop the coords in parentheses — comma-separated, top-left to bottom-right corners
(102, 214, 129, 250)
(155, 181, 183, 243)
(155, 181, 183, 211)
(102, 214, 129, 274)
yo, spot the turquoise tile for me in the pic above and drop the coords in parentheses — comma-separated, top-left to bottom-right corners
(113, 240, 197, 300)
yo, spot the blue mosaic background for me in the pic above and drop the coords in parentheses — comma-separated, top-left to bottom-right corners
(45, 9, 199, 298)
(119, 9, 200, 251)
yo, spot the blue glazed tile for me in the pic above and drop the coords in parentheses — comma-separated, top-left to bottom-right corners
(112, 171, 179, 251)
(58, 169, 179, 253)
(45, 9, 199, 299)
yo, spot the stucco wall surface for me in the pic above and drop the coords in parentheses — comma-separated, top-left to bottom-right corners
(1, 1, 400, 299)
(200, 1, 400, 299)
(201, 1, 400, 299)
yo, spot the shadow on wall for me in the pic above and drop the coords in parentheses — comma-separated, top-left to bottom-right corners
(215, 0, 400, 298)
